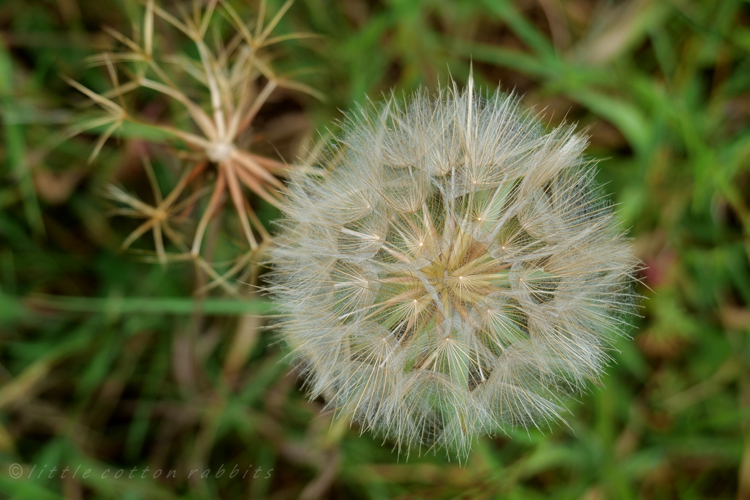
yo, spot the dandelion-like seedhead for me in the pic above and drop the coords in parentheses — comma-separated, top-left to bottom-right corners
(269, 80, 639, 458)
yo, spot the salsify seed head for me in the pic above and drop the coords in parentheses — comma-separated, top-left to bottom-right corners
(269, 80, 639, 459)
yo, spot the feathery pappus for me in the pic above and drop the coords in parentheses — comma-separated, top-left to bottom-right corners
(268, 77, 640, 459)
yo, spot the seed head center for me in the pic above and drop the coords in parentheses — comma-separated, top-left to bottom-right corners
(207, 142, 235, 162)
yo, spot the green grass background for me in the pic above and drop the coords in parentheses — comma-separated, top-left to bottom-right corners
(1, 0, 750, 498)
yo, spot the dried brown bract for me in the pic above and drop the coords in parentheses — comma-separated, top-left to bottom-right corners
(69, 0, 318, 292)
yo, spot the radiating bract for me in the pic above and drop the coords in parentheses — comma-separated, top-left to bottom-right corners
(269, 80, 639, 458)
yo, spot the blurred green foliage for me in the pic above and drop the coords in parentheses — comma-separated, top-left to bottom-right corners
(1, 0, 749, 498)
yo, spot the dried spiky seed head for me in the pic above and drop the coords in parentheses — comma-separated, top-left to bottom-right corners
(269, 81, 639, 459)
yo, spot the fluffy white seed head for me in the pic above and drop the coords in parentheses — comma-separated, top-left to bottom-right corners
(269, 81, 639, 458)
